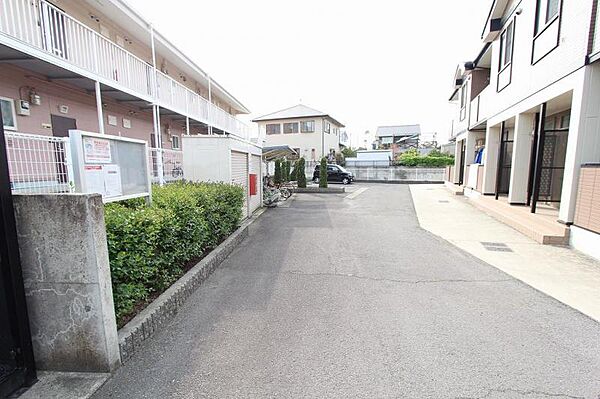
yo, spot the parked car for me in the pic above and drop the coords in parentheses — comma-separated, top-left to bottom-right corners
(313, 164, 354, 185)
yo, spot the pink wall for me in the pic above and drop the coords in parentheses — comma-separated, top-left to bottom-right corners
(0, 65, 186, 150)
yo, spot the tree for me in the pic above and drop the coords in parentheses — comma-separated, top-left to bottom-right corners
(284, 160, 291, 182)
(297, 158, 307, 188)
(319, 157, 328, 188)
(289, 161, 298, 182)
(274, 159, 282, 185)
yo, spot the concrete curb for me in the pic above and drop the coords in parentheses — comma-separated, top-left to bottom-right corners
(117, 208, 265, 363)
(295, 187, 345, 194)
(353, 180, 444, 185)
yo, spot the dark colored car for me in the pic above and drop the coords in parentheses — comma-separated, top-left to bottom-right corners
(313, 164, 354, 185)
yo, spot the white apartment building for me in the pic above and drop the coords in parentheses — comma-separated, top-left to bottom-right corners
(0, 0, 255, 182)
(447, 0, 600, 257)
(253, 104, 344, 161)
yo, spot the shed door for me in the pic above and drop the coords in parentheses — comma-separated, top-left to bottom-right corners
(231, 151, 248, 218)
(249, 155, 261, 214)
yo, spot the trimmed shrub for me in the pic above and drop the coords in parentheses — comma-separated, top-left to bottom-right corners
(105, 181, 244, 324)
(297, 158, 307, 188)
(319, 157, 328, 188)
(395, 149, 455, 167)
(274, 159, 282, 185)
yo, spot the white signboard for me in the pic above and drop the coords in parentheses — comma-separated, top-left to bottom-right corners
(83, 137, 112, 163)
(104, 164, 123, 198)
(84, 165, 105, 195)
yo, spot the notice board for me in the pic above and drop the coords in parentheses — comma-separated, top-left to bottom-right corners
(70, 130, 151, 203)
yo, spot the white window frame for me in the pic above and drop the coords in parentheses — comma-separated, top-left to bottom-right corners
(0, 97, 17, 131)
(172, 135, 180, 150)
(266, 123, 281, 135)
(283, 122, 299, 134)
(300, 120, 315, 133)
(499, 20, 514, 71)
(324, 120, 331, 134)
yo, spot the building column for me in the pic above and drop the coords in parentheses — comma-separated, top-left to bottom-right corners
(508, 113, 535, 204)
(94, 81, 105, 135)
(482, 124, 500, 194)
(464, 132, 476, 182)
(453, 138, 463, 184)
(559, 67, 597, 223)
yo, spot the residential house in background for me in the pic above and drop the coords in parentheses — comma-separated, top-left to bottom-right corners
(0, 0, 253, 183)
(375, 124, 421, 157)
(446, 0, 600, 259)
(253, 104, 344, 161)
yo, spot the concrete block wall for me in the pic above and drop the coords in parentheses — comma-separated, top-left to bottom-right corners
(13, 194, 120, 373)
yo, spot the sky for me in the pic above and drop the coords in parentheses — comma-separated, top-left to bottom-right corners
(128, 0, 491, 147)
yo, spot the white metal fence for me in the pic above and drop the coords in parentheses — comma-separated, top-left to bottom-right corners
(147, 147, 184, 184)
(5, 132, 74, 194)
(0, 0, 252, 140)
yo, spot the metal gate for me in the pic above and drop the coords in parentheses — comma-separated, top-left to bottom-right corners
(531, 103, 569, 213)
(495, 122, 513, 199)
(0, 110, 36, 397)
(231, 151, 248, 218)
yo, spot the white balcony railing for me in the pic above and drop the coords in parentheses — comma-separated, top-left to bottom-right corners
(0, 0, 252, 140)
(468, 86, 491, 128)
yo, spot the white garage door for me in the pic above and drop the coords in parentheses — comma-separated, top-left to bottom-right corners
(249, 154, 261, 214)
(231, 150, 248, 218)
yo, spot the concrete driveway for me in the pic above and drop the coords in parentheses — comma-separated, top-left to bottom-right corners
(93, 184, 600, 399)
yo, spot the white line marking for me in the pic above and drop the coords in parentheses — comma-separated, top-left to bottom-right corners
(345, 187, 368, 199)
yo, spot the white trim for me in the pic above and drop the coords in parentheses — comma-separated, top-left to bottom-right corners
(0, 96, 18, 131)
(570, 226, 600, 262)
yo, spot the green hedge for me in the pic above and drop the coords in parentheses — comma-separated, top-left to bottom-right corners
(395, 149, 455, 167)
(105, 182, 244, 324)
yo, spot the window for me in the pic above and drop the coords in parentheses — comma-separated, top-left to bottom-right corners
(283, 122, 299, 134)
(300, 120, 315, 133)
(499, 21, 514, 70)
(266, 123, 281, 135)
(172, 135, 180, 150)
(535, 0, 560, 35)
(324, 121, 331, 134)
(0, 97, 17, 131)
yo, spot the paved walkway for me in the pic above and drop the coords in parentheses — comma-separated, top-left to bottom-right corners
(93, 184, 600, 398)
(410, 184, 600, 323)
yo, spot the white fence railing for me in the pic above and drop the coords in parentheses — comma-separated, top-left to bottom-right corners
(5, 132, 74, 194)
(0, 0, 252, 140)
(147, 147, 184, 184)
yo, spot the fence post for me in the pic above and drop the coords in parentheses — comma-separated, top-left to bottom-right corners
(64, 139, 75, 193)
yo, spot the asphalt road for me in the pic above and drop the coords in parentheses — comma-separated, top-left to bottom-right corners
(93, 184, 600, 399)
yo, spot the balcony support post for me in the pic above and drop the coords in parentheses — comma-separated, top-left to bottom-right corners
(152, 105, 165, 186)
(208, 75, 213, 135)
(94, 81, 105, 135)
(186, 117, 190, 136)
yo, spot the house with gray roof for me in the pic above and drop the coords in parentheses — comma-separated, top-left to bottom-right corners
(253, 104, 345, 161)
(375, 124, 421, 157)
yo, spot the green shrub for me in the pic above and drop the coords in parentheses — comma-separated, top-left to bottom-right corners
(319, 157, 328, 188)
(274, 159, 282, 185)
(283, 160, 290, 182)
(396, 149, 455, 167)
(297, 158, 307, 188)
(105, 181, 244, 324)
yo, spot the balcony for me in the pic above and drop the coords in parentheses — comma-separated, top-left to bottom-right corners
(0, 0, 251, 140)
(468, 86, 491, 129)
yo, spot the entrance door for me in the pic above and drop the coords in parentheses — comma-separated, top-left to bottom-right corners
(0, 108, 36, 397)
(495, 125, 513, 199)
(531, 108, 569, 212)
(50, 114, 76, 138)
(458, 140, 465, 185)
(51, 115, 76, 185)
